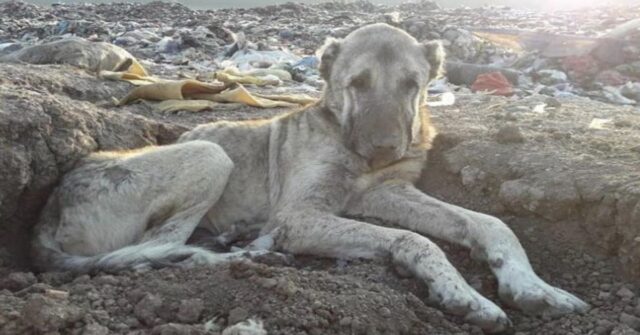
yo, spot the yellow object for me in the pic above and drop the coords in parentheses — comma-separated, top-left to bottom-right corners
(215, 71, 281, 86)
(103, 56, 313, 112)
(118, 79, 227, 105)
(147, 100, 217, 114)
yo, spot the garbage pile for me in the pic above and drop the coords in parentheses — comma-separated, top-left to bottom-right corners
(1, 0, 639, 106)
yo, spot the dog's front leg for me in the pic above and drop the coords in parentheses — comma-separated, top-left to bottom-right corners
(270, 210, 510, 333)
(348, 182, 589, 317)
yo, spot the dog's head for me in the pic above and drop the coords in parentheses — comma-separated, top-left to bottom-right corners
(319, 23, 443, 167)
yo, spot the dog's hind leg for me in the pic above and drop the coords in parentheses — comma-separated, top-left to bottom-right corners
(348, 182, 589, 317)
(270, 211, 511, 333)
(33, 140, 258, 272)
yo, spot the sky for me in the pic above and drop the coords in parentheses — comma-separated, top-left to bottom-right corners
(18, 0, 638, 11)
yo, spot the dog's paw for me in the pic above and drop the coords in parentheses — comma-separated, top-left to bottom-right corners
(437, 285, 511, 333)
(499, 273, 589, 317)
(464, 303, 512, 334)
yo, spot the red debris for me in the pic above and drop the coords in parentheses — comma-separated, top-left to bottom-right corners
(561, 55, 600, 83)
(471, 71, 514, 96)
(594, 70, 628, 86)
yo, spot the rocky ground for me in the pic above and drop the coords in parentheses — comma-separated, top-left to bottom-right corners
(1, 1, 640, 334)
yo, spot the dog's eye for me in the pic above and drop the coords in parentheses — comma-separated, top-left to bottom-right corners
(348, 72, 370, 89)
(401, 78, 419, 91)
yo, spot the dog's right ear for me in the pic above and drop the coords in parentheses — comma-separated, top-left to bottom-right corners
(317, 37, 341, 80)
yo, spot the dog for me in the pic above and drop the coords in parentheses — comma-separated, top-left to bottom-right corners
(32, 23, 588, 332)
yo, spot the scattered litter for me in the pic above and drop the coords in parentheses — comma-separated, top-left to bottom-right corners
(471, 72, 514, 96)
(589, 118, 613, 130)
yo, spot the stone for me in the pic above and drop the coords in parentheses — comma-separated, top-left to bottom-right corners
(83, 323, 110, 335)
(379, 307, 391, 318)
(612, 324, 640, 335)
(537, 69, 568, 85)
(152, 323, 205, 335)
(618, 286, 636, 300)
(595, 70, 628, 86)
(227, 307, 249, 325)
(461, 166, 487, 187)
(20, 294, 83, 332)
(545, 97, 562, 108)
(495, 125, 525, 144)
(621, 82, 640, 102)
(177, 298, 204, 323)
(621, 313, 640, 330)
(0, 272, 37, 291)
(134, 293, 163, 326)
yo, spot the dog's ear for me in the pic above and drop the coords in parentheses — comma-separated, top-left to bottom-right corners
(317, 37, 342, 80)
(422, 40, 445, 82)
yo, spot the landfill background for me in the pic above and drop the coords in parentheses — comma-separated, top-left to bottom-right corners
(0, 0, 640, 334)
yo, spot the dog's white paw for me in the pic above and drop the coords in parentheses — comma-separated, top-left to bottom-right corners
(436, 284, 511, 333)
(499, 273, 589, 317)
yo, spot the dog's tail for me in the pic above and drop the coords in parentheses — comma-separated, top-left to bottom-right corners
(32, 226, 215, 273)
(33, 237, 212, 274)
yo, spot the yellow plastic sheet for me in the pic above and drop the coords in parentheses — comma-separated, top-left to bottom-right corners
(146, 100, 217, 114)
(105, 58, 314, 112)
(118, 79, 227, 105)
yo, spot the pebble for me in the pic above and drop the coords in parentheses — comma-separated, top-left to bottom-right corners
(495, 125, 525, 144)
(544, 96, 561, 106)
(621, 313, 640, 330)
(177, 298, 204, 323)
(227, 307, 249, 325)
(0, 272, 37, 291)
(378, 307, 392, 318)
(618, 286, 636, 300)
(133, 293, 163, 326)
(20, 294, 83, 332)
(82, 323, 110, 335)
(612, 324, 640, 335)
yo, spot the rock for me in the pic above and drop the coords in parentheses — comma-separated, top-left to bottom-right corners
(599, 291, 612, 300)
(83, 323, 110, 335)
(461, 166, 486, 187)
(595, 70, 628, 86)
(621, 82, 640, 102)
(134, 293, 163, 326)
(603, 86, 637, 105)
(0, 272, 37, 291)
(379, 307, 391, 318)
(616, 61, 640, 78)
(177, 298, 204, 323)
(227, 307, 249, 325)
(152, 323, 205, 335)
(0, 38, 140, 74)
(562, 55, 600, 84)
(495, 125, 525, 144)
(0, 64, 178, 268)
(612, 324, 640, 335)
(20, 294, 83, 332)
(618, 286, 636, 300)
(621, 313, 640, 330)
(545, 97, 562, 108)
(339, 316, 352, 327)
(538, 69, 568, 85)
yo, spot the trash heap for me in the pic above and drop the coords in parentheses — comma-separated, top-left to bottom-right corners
(1, 0, 639, 106)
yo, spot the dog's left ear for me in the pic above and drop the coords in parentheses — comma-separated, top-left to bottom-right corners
(317, 37, 342, 81)
(422, 40, 445, 82)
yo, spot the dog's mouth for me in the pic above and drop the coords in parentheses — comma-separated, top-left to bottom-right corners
(361, 146, 404, 169)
